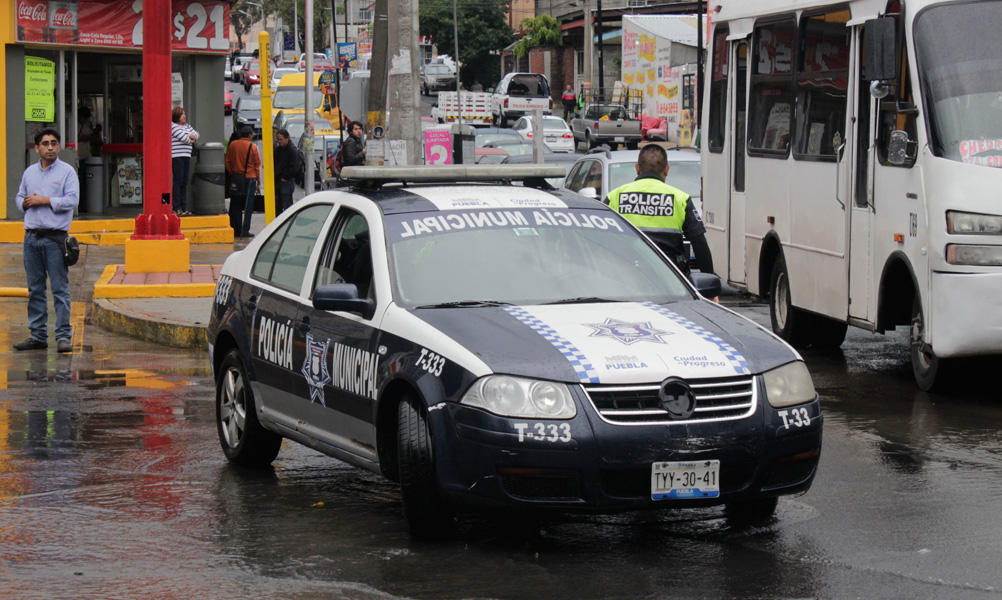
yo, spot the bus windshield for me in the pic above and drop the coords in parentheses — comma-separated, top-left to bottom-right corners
(915, 3, 1002, 168)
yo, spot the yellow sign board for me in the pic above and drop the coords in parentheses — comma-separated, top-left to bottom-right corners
(25, 56, 55, 122)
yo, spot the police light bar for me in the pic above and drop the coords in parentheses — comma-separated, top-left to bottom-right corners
(340, 165, 567, 184)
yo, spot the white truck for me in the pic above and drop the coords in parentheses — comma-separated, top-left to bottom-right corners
(431, 91, 492, 125)
(491, 72, 553, 127)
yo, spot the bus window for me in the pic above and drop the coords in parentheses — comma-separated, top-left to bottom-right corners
(794, 10, 850, 160)
(734, 41, 748, 191)
(748, 18, 796, 156)
(708, 26, 729, 153)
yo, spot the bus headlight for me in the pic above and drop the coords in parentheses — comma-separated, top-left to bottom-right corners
(461, 376, 576, 419)
(763, 362, 817, 408)
(946, 244, 1002, 266)
(947, 211, 1002, 234)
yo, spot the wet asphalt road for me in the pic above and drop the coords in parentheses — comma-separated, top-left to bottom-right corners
(2, 294, 1002, 599)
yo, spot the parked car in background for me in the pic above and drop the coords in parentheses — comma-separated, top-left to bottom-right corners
(561, 148, 701, 208)
(474, 127, 525, 148)
(270, 67, 297, 92)
(224, 86, 233, 115)
(474, 147, 510, 164)
(224, 57, 232, 80)
(570, 103, 643, 150)
(483, 138, 553, 158)
(232, 95, 263, 137)
(276, 112, 339, 148)
(242, 60, 261, 92)
(500, 152, 582, 188)
(300, 58, 337, 73)
(421, 64, 457, 95)
(511, 115, 575, 153)
(491, 72, 552, 127)
(231, 54, 254, 82)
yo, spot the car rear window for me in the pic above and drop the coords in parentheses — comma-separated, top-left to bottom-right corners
(508, 75, 550, 97)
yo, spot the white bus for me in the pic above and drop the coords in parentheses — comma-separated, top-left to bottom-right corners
(701, 0, 1002, 390)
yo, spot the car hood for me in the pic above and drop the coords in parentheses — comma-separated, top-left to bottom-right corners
(236, 110, 262, 120)
(412, 300, 797, 384)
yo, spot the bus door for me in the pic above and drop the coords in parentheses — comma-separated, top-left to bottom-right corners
(847, 24, 875, 323)
(728, 40, 749, 285)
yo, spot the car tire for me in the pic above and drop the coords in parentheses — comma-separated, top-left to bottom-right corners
(769, 255, 813, 348)
(397, 395, 455, 539)
(216, 349, 282, 467)
(911, 295, 950, 391)
(585, 130, 596, 150)
(725, 496, 778, 523)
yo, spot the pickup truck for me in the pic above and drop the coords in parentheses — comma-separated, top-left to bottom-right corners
(432, 91, 492, 125)
(570, 103, 643, 150)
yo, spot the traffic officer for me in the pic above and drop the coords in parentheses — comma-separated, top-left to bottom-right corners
(606, 144, 713, 277)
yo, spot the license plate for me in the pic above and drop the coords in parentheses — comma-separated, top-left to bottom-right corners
(614, 136, 625, 142)
(651, 460, 720, 500)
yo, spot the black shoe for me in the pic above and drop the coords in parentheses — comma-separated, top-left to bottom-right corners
(13, 338, 47, 351)
(57, 339, 72, 353)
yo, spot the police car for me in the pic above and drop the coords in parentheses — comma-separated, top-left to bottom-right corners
(207, 165, 822, 537)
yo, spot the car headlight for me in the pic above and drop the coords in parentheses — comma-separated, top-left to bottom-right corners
(946, 244, 1002, 266)
(763, 361, 816, 408)
(461, 375, 576, 419)
(947, 211, 1002, 234)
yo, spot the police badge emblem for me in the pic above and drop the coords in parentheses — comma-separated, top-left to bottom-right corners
(301, 333, 331, 405)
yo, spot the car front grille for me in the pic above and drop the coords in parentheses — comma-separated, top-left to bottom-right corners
(582, 376, 757, 426)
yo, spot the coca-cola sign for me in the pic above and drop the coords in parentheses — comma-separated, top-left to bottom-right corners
(17, 1, 47, 24)
(49, 2, 77, 29)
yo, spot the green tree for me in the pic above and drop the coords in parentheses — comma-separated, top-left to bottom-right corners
(420, 0, 516, 89)
(514, 14, 561, 58)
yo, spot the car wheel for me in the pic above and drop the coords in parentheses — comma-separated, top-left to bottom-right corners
(725, 497, 778, 523)
(769, 255, 812, 348)
(910, 295, 950, 391)
(398, 395, 455, 539)
(585, 130, 596, 150)
(216, 349, 282, 467)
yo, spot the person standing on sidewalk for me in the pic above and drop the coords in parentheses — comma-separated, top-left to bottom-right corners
(14, 128, 79, 353)
(171, 107, 199, 216)
(561, 85, 577, 121)
(273, 128, 297, 214)
(225, 126, 261, 237)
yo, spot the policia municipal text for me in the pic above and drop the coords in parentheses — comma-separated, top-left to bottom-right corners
(606, 145, 713, 277)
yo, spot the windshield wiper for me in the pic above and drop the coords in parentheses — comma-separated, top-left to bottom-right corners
(416, 300, 515, 309)
(544, 297, 623, 305)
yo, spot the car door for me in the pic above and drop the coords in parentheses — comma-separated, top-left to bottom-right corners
(246, 204, 335, 432)
(295, 206, 382, 462)
(513, 118, 529, 140)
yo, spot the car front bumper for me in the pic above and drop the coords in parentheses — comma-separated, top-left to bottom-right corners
(429, 384, 822, 511)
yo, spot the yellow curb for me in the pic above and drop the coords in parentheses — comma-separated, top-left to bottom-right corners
(0, 287, 29, 297)
(93, 264, 219, 299)
(92, 299, 206, 349)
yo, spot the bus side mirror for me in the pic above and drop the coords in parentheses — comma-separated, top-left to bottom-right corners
(864, 18, 897, 82)
(887, 130, 916, 166)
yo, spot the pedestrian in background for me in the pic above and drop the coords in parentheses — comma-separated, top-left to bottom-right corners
(14, 128, 79, 353)
(225, 126, 261, 238)
(562, 85, 577, 121)
(342, 121, 367, 168)
(171, 107, 199, 216)
(273, 128, 297, 214)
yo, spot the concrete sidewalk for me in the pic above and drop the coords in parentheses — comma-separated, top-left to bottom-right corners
(0, 212, 269, 350)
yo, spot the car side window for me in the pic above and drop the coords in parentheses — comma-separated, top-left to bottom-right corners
(583, 161, 604, 191)
(314, 209, 376, 301)
(564, 162, 586, 191)
(251, 204, 333, 293)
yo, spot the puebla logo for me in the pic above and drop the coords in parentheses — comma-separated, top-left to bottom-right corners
(302, 333, 331, 405)
(584, 318, 671, 346)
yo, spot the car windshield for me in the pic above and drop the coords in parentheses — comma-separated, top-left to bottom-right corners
(238, 97, 262, 110)
(914, 4, 1002, 167)
(428, 66, 451, 75)
(273, 69, 296, 81)
(609, 161, 636, 190)
(476, 132, 521, 147)
(508, 74, 550, 97)
(542, 117, 567, 131)
(386, 206, 691, 306)
(666, 161, 701, 197)
(273, 87, 324, 110)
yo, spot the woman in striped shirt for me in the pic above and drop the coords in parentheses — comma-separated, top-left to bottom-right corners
(171, 107, 199, 216)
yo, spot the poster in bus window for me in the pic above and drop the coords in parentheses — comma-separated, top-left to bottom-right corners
(324, 138, 340, 179)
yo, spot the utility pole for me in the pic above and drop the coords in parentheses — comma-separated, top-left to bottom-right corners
(696, 0, 704, 128)
(385, 0, 421, 165)
(453, 0, 462, 126)
(583, 0, 593, 93)
(305, 0, 315, 191)
(596, 0, 604, 96)
(366, 0, 388, 164)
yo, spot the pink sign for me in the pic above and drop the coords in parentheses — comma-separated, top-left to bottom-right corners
(424, 129, 452, 165)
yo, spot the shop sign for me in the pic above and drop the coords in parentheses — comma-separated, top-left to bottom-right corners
(25, 56, 55, 122)
(337, 42, 358, 64)
(16, 0, 230, 54)
(172, 72, 183, 105)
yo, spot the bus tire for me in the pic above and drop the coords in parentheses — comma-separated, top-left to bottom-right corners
(398, 395, 455, 539)
(911, 295, 949, 391)
(769, 256, 811, 347)
(809, 315, 848, 350)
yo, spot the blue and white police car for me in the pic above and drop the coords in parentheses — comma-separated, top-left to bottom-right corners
(207, 165, 822, 537)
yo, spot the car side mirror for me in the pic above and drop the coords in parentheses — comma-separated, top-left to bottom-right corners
(689, 272, 722, 299)
(578, 186, 599, 200)
(313, 283, 376, 319)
